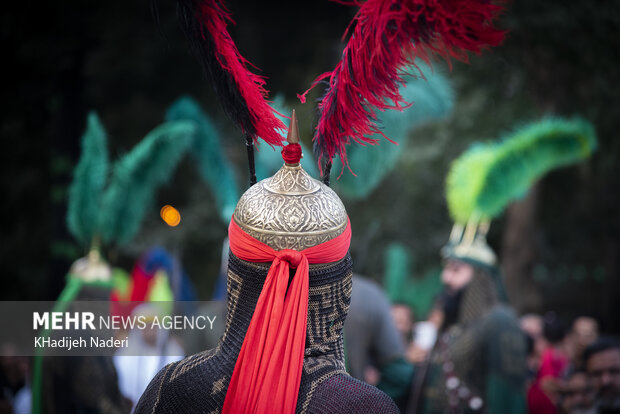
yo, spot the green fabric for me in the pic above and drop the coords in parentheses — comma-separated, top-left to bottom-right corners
(56, 274, 85, 303)
(384, 257, 443, 320)
(486, 373, 527, 414)
(377, 357, 415, 403)
(419, 306, 527, 413)
(146, 271, 175, 317)
(384, 243, 411, 301)
(111, 267, 131, 300)
(483, 307, 528, 413)
(146, 271, 174, 302)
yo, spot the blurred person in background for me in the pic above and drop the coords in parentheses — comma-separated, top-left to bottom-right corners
(345, 275, 414, 410)
(114, 303, 184, 412)
(345, 275, 407, 383)
(406, 113, 599, 413)
(571, 317, 600, 370)
(36, 252, 131, 414)
(521, 313, 549, 379)
(408, 224, 527, 414)
(405, 299, 443, 365)
(559, 369, 596, 414)
(391, 302, 415, 347)
(528, 313, 573, 414)
(583, 337, 620, 413)
(0, 346, 30, 414)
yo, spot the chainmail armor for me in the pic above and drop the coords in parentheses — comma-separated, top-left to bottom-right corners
(422, 269, 526, 413)
(135, 252, 399, 413)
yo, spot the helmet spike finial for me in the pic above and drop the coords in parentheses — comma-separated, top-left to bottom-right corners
(286, 109, 300, 144)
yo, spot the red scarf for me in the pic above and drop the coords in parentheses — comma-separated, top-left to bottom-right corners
(222, 217, 352, 414)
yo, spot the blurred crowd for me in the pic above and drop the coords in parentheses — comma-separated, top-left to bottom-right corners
(519, 313, 620, 414)
(0, 251, 617, 414)
(379, 301, 620, 414)
(341, 254, 619, 414)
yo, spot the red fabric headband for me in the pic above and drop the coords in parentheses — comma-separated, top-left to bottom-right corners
(222, 217, 352, 414)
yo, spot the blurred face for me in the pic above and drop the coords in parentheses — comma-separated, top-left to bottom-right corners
(573, 317, 599, 351)
(520, 314, 548, 358)
(563, 372, 595, 411)
(587, 349, 620, 404)
(441, 260, 474, 293)
(521, 315, 544, 338)
(391, 304, 413, 341)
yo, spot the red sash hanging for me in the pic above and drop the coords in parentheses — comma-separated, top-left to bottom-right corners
(222, 217, 352, 414)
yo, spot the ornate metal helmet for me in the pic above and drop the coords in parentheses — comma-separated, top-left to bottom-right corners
(68, 248, 112, 283)
(232, 110, 348, 251)
(441, 220, 497, 269)
(204, 111, 358, 414)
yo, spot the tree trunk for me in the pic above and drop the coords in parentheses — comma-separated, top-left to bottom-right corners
(501, 184, 543, 313)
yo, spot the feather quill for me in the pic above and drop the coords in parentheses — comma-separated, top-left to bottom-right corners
(166, 96, 240, 221)
(175, 0, 285, 146)
(299, 0, 505, 173)
(99, 121, 196, 245)
(446, 118, 598, 223)
(67, 112, 109, 246)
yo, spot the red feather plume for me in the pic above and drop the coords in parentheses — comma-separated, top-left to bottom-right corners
(298, 0, 506, 174)
(178, 0, 285, 146)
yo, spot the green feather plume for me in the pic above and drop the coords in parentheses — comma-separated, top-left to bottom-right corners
(99, 121, 196, 245)
(446, 118, 597, 223)
(166, 96, 240, 221)
(333, 63, 454, 199)
(67, 112, 109, 246)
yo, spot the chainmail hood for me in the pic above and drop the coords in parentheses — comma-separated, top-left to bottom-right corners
(134, 252, 399, 413)
(458, 268, 499, 326)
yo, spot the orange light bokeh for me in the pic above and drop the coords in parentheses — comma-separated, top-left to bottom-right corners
(160, 205, 181, 227)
